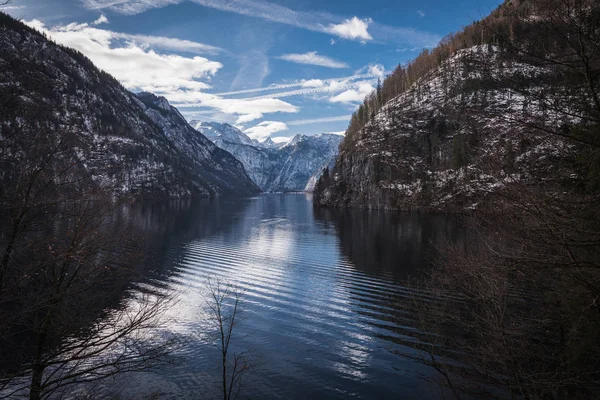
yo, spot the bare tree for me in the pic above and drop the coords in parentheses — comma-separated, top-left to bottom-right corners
(0, 162, 178, 400)
(406, 1, 600, 398)
(203, 279, 253, 400)
(0, 77, 176, 400)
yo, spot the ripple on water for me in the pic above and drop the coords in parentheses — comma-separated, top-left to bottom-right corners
(106, 195, 459, 400)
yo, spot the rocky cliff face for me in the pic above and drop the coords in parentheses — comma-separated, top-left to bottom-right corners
(314, 44, 572, 211)
(190, 121, 343, 192)
(0, 12, 260, 198)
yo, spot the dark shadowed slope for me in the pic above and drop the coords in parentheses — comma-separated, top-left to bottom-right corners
(0, 12, 260, 198)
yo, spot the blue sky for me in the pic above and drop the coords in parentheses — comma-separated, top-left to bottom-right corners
(3, 0, 502, 142)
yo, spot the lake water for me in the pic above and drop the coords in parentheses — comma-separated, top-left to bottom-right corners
(108, 194, 463, 399)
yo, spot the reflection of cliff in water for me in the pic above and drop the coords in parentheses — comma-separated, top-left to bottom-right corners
(122, 197, 255, 282)
(313, 207, 466, 281)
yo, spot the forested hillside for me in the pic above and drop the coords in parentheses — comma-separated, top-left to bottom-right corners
(314, 0, 599, 211)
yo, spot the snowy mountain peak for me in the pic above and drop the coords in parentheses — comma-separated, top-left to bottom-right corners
(284, 134, 304, 148)
(189, 121, 260, 147)
(261, 137, 278, 149)
(190, 121, 343, 192)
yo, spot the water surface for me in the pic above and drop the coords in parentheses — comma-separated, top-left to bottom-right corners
(112, 194, 463, 399)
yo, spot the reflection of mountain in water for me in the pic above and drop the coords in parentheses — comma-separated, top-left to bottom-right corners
(313, 207, 465, 281)
(122, 197, 255, 281)
(69, 195, 470, 400)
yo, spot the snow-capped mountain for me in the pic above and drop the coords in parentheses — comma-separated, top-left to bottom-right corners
(0, 12, 260, 198)
(190, 121, 262, 148)
(261, 137, 285, 149)
(189, 122, 342, 192)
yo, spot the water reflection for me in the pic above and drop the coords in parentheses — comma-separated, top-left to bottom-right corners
(313, 206, 464, 280)
(100, 194, 462, 399)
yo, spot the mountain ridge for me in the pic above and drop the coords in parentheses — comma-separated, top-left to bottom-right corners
(0, 12, 260, 199)
(189, 122, 343, 192)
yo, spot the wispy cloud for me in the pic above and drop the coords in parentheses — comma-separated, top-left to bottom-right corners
(287, 115, 352, 126)
(417, 10, 425, 18)
(26, 19, 298, 121)
(229, 24, 275, 91)
(278, 52, 348, 69)
(117, 32, 222, 54)
(81, 0, 441, 47)
(215, 73, 380, 97)
(242, 80, 374, 100)
(231, 49, 270, 89)
(0, 5, 26, 10)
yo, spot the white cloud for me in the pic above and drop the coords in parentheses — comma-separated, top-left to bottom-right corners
(92, 14, 109, 25)
(235, 113, 263, 124)
(83, 0, 441, 47)
(368, 64, 385, 77)
(244, 121, 288, 141)
(172, 93, 298, 116)
(328, 130, 346, 136)
(26, 20, 221, 94)
(329, 82, 374, 103)
(301, 79, 324, 88)
(287, 115, 351, 126)
(271, 136, 291, 144)
(417, 10, 425, 17)
(330, 39, 336, 45)
(26, 19, 297, 121)
(326, 17, 372, 42)
(278, 52, 348, 69)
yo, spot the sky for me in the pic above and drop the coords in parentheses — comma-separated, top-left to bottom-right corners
(3, 0, 502, 142)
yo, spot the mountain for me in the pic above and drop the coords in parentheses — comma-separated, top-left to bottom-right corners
(261, 137, 285, 149)
(313, 1, 587, 211)
(190, 121, 262, 148)
(0, 12, 260, 198)
(189, 122, 342, 192)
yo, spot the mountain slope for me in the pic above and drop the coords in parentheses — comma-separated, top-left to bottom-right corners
(314, 2, 585, 211)
(190, 122, 343, 192)
(0, 12, 260, 198)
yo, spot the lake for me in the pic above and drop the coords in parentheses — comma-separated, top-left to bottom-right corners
(104, 193, 464, 399)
